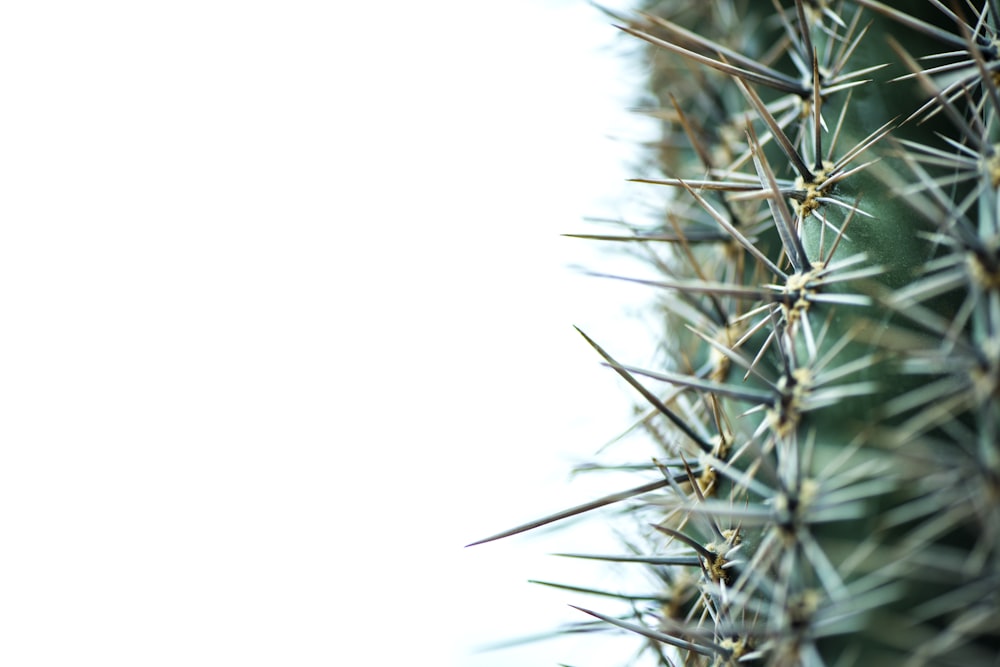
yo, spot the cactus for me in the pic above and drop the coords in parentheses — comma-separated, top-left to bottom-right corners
(470, 1, 1000, 665)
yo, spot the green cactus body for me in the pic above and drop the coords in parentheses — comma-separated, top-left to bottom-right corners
(471, 2, 1000, 665)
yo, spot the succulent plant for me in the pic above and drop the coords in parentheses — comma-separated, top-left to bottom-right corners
(470, 1, 1000, 665)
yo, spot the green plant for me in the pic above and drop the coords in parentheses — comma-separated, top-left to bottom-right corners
(470, 2, 1000, 665)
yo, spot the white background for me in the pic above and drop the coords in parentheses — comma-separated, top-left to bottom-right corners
(0, 1, 669, 665)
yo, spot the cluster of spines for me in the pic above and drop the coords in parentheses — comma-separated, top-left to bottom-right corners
(471, 2, 1000, 665)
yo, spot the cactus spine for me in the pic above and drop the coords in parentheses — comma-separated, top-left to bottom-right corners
(471, 2, 1000, 665)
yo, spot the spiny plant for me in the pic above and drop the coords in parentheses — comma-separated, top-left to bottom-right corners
(470, 1, 1000, 665)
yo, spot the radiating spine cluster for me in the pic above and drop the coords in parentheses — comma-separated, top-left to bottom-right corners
(472, 2, 1000, 665)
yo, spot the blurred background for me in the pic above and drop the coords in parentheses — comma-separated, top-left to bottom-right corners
(0, 1, 667, 664)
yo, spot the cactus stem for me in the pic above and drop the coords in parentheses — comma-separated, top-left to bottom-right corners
(477, 3, 1000, 662)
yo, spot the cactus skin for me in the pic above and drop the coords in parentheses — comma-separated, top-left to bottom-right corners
(471, 2, 1000, 665)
